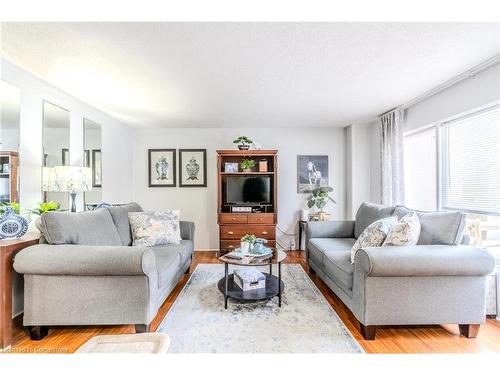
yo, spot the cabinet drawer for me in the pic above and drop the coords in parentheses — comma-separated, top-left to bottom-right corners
(248, 213, 275, 224)
(220, 225, 276, 240)
(219, 213, 247, 224)
(220, 240, 276, 251)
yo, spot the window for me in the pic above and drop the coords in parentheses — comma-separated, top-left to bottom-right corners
(404, 104, 500, 216)
(403, 128, 437, 211)
(441, 105, 500, 215)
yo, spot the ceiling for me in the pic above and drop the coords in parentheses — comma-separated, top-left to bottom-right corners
(1, 22, 499, 128)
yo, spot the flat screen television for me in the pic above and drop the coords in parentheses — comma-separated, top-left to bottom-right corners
(225, 176, 271, 204)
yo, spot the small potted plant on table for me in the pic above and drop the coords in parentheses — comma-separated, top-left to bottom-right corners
(240, 159, 256, 172)
(233, 136, 253, 150)
(240, 234, 256, 253)
(307, 186, 336, 221)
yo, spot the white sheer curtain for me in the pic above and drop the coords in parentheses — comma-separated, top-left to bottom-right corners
(380, 108, 405, 206)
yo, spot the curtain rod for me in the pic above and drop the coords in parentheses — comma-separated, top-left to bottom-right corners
(378, 54, 500, 118)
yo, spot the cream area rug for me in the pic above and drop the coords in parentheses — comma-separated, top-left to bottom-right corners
(157, 264, 364, 353)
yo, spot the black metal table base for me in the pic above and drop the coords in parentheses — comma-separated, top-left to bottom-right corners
(218, 263, 284, 308)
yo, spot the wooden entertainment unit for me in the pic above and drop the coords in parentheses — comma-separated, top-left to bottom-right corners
(216, 150, 278, 251)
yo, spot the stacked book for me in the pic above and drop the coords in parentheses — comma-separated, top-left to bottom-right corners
(234, 268, 266, 291)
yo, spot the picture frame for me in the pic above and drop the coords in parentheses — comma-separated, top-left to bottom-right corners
(61, 148, 69, 166)
(92, 149, 102, 187)
(84, 150, 90, 168)
(179, 149, 207, 187)
(148, 149, 176, 187)
(297, 155, 329, 193)
(224, 162, 239, 173)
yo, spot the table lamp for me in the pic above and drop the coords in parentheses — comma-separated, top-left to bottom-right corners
(48, 166, 92, 212)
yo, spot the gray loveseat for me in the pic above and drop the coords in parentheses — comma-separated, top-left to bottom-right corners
(14, 203, 194, 340)
(307, 202, 495, 340)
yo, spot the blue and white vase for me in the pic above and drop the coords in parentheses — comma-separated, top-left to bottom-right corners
(156, 157, 169, 181)
(0, 206, 28, 240)
(186, 157, 200, 180)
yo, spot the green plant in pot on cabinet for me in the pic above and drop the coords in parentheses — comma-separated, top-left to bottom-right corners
(240, 234, 256, 253)
(307, 186, 336, 221)
(233, 136, 253, 150)
(240, 159, 256, 172)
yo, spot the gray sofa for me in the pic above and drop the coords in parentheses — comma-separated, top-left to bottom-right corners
(14, 202, 194, 340)
(307, 202, 495, 340)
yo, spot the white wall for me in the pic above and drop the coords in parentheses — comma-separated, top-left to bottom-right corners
(0, 128, 19, 151)
(405, 62, 500, 132)
(1, 59, 134, 317)
(132, 127, 345, 250)
(344, 122, 377, 218)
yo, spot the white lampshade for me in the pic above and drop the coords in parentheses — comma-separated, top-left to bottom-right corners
(50, 166, 92, 193)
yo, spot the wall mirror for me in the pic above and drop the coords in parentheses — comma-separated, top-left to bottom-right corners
(83, 118, 102, 209)
(0, 80, 21, 207)
(42, 101, 70, 210)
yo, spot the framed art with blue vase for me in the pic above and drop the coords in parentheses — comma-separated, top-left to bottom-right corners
(148, 149, 176, 187)
(179, 149, 207, 187)
(0, 206, 28, 240)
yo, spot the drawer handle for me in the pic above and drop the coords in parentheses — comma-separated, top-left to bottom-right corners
(232, 218, 236, 221)
(259, 218, 263, 221)
(261, 231, 268, 235)
(228, 231, 234, 235)
(228, 245, 234, 248)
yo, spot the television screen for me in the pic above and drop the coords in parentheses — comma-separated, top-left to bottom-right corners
(226, 176, 271, 204)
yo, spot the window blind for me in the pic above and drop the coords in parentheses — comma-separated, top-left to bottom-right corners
(441, 105, 500, 215)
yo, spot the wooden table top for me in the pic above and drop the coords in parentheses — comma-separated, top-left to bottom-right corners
(0, 232, 40, 250)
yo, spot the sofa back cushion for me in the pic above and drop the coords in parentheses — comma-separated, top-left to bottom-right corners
(354, 202, 395, 238)
(393, 206, 466, 245)
(40, 209, 122, 246)
(107, 202, 143, 246)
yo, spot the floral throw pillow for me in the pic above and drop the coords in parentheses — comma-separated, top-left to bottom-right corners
(382, 211, 421, 246)
(128, 210, 182, 247)
(350, 216, 397, 263)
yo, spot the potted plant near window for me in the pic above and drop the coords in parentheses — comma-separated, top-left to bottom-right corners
(240, 234, 256, 253)
(240, 159, 256, 172)
(233, 136, 253, 150)
(307, 186, 336, 221)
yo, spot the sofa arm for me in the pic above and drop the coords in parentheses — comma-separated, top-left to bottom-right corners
(354, 245, 495, 277)
(180, 221, 195, 241)
(13, 244, 157, 276)
(307, 220, 355, 239)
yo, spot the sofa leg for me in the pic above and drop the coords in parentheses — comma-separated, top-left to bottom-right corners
(459, 324, 480, 338)
(360, 324, 376, 340)
(28, 326, 49, 340)
(309, 266, 316, 275)
(135, 324, 150, 333)
(184, 266, 190, 274)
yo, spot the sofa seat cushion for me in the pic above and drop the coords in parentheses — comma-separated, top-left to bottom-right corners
(323, 250, 354, 291)
(354, 202, 395, 238)
(152, 248, 181, 286)
(308, 238, 356, 266)
(40, 209, 122, 246)
(394, 206, 466, 245)
(152, 241, 193, 286)
(107, 203, 143, 246)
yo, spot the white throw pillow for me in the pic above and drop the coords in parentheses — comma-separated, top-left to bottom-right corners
(382, 211, 421, 246)
(128, 210, 182, 247)
(350, 216, 397, 263)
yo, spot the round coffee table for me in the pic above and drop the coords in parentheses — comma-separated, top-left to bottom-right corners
(216, 249, 286, 309)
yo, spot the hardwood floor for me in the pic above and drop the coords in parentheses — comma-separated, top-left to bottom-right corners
(6, 251, 500, 354)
